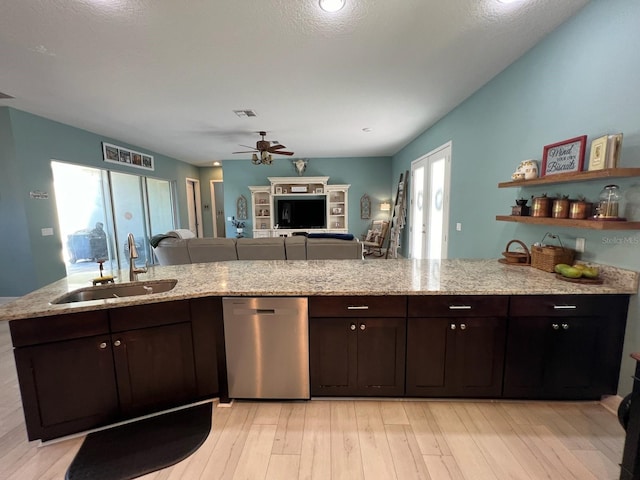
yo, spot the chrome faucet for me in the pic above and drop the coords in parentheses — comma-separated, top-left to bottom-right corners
(127, 233, 147, 281)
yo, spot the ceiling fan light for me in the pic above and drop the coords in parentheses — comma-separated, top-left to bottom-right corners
(319, 0, 345, 13)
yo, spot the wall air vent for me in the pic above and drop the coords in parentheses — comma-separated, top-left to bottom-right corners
(233, 109, 257, 118)
(0, 92, 14, 99)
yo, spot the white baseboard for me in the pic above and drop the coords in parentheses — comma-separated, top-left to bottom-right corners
(600, 394, 623, 415)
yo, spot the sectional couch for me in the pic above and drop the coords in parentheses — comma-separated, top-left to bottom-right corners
(152, 234, 363, 265)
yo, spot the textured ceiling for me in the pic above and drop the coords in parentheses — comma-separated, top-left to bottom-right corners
(0, 0, 588, 166)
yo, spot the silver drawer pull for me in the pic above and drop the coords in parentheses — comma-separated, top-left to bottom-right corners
(552, 323, 560, 330)
(553, 305, 577, 309)
(460, 323, 467, 330)
(449, 305, 472, 310)
(347, 306, 369, 310)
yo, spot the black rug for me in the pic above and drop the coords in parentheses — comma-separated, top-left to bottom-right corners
(66, 402, 212, 480)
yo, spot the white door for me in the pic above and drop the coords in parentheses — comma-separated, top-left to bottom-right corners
(186, 178, 203, 237)
(210, 180, 226, 238)
(409, 142, 451, 260)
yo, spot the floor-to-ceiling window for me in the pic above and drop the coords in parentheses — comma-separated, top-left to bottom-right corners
(52, 161, 176, 283)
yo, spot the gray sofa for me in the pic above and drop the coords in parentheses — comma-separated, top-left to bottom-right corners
(152, 235, 362, 265)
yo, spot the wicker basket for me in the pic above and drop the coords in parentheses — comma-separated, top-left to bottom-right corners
(502, 239, 531, 264)
(530, 233, 575, 272)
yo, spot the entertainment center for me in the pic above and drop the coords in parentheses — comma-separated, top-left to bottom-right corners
(249, 177, 350, 237)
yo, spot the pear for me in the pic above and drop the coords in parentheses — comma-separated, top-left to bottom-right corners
(582, 266, 599, 279)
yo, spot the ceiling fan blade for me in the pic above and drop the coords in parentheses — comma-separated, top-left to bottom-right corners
(268, 144, 287, 151)
(232, 150, 258, 154)
(273, 151, 294, 156)
(239, 144, 256, 150)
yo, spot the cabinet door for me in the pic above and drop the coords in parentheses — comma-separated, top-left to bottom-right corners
(449, 317, 506, 397)
(406, 317, 449, 396)
(545, 317, 600, 398)
(113, 322, 197, 416)
(407, 317, 505, 397)
(309, 318, 357, 396)
(504, 316, 601, 399)
(14, 335, 119, 441)
(356, 317, 406, 396)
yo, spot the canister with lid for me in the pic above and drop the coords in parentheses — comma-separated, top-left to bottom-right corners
(569, 200, 592, 219)
(531, 194, 553, 217)
(552, 196, 570, 218)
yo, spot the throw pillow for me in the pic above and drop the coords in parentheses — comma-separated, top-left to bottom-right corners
(365, 229, 375, 242)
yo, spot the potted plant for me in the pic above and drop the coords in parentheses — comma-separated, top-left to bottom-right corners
(231, 217, 246, 238)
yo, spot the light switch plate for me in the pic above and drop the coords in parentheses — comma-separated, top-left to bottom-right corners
(41, 227, 54, 236)
(575, 237, 585, 252)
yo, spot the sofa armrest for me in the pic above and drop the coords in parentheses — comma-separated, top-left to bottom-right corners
(152, 238, 191, 265)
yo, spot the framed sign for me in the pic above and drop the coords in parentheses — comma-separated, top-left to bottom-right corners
(588, 135, 608, 171)
(541, 135, 587, 176)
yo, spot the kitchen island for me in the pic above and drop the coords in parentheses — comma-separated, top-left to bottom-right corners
(1, 258, 637, 321)
(1, 259, 637, 441)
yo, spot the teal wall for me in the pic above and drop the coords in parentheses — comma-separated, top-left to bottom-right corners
(220, 157, 392, 237)
(1, 107, 201, 295)
(393, 0, 640, 394)
(0, 109, 37, 295)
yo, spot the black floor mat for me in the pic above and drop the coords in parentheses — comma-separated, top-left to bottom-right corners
(66, 402, 212, 480)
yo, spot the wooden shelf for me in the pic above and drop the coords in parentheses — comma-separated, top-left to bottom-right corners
(496, 215, 640, 230)
(498, 168, 640, 188)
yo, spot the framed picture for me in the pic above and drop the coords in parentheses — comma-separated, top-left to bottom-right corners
(275, 186, 283, 194)
(332, 207, 342, 215)
(315, 188, 323, 194)
(588, 135, 608, 171)
(102, 142, 154, 171)
(360, 193, 371, 219)
(541, 135, 587, 176)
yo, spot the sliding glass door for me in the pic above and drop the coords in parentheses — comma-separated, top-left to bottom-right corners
(52, 161, 176, 283)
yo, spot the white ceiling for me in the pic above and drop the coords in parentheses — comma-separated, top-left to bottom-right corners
(0, 0, 588, 166)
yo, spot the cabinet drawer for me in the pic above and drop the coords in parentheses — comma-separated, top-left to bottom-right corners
(110, 300, 191, 332)
(509, 295, 628, 317)
(10, 311, 110, 347)
(309, 296, 406, 318)
(408, 296, 508, 317)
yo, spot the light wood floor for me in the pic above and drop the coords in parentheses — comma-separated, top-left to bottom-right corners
(0, 320, 627, 480)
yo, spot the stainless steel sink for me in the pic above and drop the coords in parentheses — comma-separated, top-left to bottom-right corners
(52, 279, 178, 304)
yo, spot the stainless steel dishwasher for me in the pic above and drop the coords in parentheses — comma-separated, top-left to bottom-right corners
(222, 297, 310, 399)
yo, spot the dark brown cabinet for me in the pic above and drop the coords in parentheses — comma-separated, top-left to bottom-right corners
(503, 295, 629, 399)
(112, 322, 196, 416)
(109, 301, 197, 417)
(309, 296, 406, 396)
(406, 296, 508, 397)
(10, 300, 211, 441)
(14, 333, 120, 441)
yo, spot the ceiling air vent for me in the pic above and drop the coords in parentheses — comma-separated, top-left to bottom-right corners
(233, 109, 257, 118)
(0, 92, 14, 99)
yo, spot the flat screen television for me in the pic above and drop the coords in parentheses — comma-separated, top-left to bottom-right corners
(275, 197, 326, 229)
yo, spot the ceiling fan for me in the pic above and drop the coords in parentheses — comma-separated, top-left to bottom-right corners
(232, 131, 294, 165)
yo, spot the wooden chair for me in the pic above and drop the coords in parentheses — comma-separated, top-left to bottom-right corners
(361, 220, 389, 257)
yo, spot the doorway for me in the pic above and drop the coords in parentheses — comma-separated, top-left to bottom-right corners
(409, 142, 451, 260)
(186, 178, 203, 237)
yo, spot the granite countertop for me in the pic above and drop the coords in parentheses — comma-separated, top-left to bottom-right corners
(1, 258, 637, 321)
